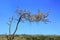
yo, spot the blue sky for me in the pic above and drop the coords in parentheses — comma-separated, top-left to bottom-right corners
(0, 0, 60, 35)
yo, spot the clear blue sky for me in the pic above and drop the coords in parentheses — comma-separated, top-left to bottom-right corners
(0, 0, 60, 35)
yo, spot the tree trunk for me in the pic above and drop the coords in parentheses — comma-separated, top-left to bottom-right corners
(11, 16, 22, 40)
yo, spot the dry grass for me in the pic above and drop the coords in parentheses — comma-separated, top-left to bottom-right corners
(0, 34, 60, 40)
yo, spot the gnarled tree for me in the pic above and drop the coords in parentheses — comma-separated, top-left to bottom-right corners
(7, 8, 50, 40)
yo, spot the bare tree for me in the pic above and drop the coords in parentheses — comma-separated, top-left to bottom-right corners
(7, 16, 13, 40)
(7, 16, 13, 35)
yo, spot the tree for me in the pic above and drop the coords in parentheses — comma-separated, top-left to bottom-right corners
(6, 16, 13, 40)
(7, 8, 50, 40)
(7, 16, 13, 35)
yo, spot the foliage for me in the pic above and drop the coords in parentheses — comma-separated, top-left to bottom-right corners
(16, 8, 50, 23)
